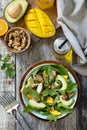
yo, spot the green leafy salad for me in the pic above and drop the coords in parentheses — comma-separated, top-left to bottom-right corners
(21, 64, 78, 121)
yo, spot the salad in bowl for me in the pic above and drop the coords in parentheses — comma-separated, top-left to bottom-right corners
(19, 60, 80, 121)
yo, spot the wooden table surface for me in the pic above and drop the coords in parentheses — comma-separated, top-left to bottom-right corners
(0, 0, 87, 130)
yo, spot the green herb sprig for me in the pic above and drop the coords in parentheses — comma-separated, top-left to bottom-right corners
(0, 54, 16, 78)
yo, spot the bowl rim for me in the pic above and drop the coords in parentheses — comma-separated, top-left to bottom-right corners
(19, 60, 80, 121)
(4, 26, 31, 53)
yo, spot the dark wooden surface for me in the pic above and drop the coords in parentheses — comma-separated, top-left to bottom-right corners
(0, 0, 87, 130)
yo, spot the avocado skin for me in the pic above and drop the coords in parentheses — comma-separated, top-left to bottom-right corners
(4, 0, 28, 23)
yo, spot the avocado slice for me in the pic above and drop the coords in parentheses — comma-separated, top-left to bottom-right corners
(60, 96, 74, 107)
(29, 99, 46, 109)
(4, 0, 28, 23)
(27, 77, 34, 87)
(43, 70, 48, 81)
(21, 77, 34, 94)
(56, 75, 67, 91)
(21, 84, 29, 94)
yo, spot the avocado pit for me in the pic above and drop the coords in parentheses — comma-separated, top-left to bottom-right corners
(4, 0, 28, 23)
(7, 3, 22, 18)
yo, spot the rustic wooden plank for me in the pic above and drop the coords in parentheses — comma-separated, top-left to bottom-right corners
(76, 75, 87, 130)
(0, 44, 15, 130)
(1, 0, 87, 130)
(0, 1, 16, 130)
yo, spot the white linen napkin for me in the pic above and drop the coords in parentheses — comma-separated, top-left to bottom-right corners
(56, 0, 87, 64)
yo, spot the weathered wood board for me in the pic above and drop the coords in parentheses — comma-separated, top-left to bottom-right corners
(0, 1, 87, 130)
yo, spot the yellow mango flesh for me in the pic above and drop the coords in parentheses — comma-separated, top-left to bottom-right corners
(24, 8, 55, 38)
(39, 0, 49, 2)
(26, 93, 32, 99)
(46, 97, 54, 105)
(63, 75, 68, 80)
(50, 110, 61, 115)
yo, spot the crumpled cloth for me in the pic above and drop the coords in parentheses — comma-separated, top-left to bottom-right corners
(56, 0, 87, 64)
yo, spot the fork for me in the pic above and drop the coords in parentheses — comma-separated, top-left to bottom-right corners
(0, 91, 32, 130)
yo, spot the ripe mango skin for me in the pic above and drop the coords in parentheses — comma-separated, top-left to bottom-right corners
(24, 8, 56, 38)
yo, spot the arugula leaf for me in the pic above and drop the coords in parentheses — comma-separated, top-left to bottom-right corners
(27, 87, 40, 99)
(54, 95, 60, 104)
(40, 106, 51, 114)
(46, 66, 51, 76)
(66, 80, 78, 92)
(51, 64, 68, 75)
(42, 66, 56, 85)
(47, 114, 58, 121)
(57, 107, 73, 115)
(43, 66, 51, 84)
(23, 104, 34, 113)
(55, 103, 73, 114)
(32, 66, 43, 76)
(43, 88, 58, 97)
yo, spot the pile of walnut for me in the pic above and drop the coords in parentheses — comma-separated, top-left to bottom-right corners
(7, 29, 27, 51)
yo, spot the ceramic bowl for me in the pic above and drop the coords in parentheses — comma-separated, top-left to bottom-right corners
(19, 60, 80, 121)
(4, 27, 31, 53)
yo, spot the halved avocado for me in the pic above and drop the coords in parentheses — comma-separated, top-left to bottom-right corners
(29, 99, 46, 109)
(4, 0, 28, 23)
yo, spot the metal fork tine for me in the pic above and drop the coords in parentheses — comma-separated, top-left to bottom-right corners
(0, 102, 6, 107)
(7, 92, 15, 101)
(0, 96, 9, 106)
(4, 92, 14, 104)
(5, 91, 15, 102)
(4, 95, 12, 105)
(0, 96, 6, 107)
(5, 93, 14, 103)
(0, 91, 32, 130)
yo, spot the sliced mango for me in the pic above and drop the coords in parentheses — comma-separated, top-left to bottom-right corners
(26, 93, 32, 99)
(50, 110, 61, 116)
(24, 8, 55, 38)
(46, 97, 54, 105)
(63, 75, 68, 80)
(39, 0, 49, 2)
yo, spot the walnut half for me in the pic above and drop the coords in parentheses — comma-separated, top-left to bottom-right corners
(7, 29, 28, 51)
